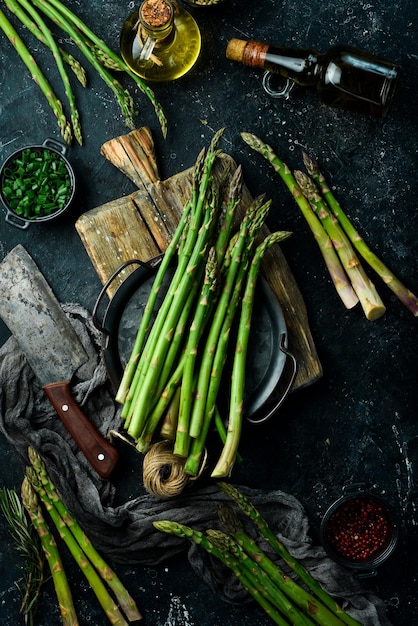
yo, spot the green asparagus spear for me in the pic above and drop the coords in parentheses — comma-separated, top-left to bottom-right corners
(116, 194, 196, 409)
(212, 231, 290, 478)
(30, 0, 135, 129)
(0, 8, 72, 144)
(4, 0, 87, 85)
(207, 529, 316, 626)
(241, 132, 359, 310)
(125, 132, 225, 437)
(26, 467, 130, 625)
(120, 144, 216, 419)
(187, 195, 268, 443)
(218, 504, 347, 626)
(211, 231, 291, 478)
(14, 0, 82, 144)
(39, 0, 167, 136)
(185, 200, 278, 476)
(302, 152, 418, 317)
(153, 520, 290, 626)
(218, 482, 362, 626)
(175, 247, 219, 457)
(214, 164, 243, 264)
(28, 448, 142, 622)
(135, 274, 203, 451)
(21, 478, 79, 626)
(127, 215, 217, 439)
(294, 170, 386, 320)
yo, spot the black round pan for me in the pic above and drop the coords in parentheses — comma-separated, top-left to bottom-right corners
(93, 258, 296, 424)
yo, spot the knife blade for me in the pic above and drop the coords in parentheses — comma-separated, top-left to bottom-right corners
(0, 244, 119, 478)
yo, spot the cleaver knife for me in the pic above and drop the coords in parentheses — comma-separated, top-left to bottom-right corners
(0, 244, 119, 478)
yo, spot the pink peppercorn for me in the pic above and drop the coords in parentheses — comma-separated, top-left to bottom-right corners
(325, 496, 391, 562)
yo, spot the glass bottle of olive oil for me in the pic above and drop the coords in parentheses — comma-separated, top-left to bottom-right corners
(120, 0, 201, 82)
(226, 38, 400, 117)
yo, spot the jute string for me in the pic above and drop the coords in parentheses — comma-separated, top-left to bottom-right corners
(109, 432, 206, 499)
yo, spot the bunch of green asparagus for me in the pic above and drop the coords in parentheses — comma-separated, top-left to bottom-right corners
(155, 482, 363, 626)
(20, 446, 142, 625)
(116, 129, 291, 479)
(0, 0, 166, 144)
(242, 133, 418, 320)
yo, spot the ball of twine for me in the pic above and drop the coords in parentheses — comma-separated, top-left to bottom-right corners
(143, 440, 194, 498)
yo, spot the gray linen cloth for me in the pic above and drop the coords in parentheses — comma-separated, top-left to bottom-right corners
(0, 303, 392, 626)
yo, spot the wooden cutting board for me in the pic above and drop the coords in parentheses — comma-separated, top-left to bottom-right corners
(75, 128, 322, 391)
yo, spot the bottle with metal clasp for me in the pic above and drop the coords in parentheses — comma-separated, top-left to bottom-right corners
(226, 38, 400, 117)
(120, 0, 201, 82)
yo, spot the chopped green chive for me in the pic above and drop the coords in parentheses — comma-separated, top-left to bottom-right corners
(1, 148, 72, 220)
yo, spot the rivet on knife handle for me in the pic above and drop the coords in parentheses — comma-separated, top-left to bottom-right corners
(43, 381, 119, 479)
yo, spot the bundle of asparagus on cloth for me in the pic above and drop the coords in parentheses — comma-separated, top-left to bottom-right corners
(241, 133, 418, 320)
(0, 0, 167, 144)
(115, 128, 291, 482)
(13, 446, 142, 625)
(155, 482, 364, 626)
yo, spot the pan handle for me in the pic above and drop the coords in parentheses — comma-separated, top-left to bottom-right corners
(246, 333, 297, 425)
(5, 210, 30, 230)
(92, 258, 160, 334)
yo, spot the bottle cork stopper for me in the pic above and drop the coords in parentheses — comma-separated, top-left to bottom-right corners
(226, 39, 248, 63)
(141, 0, 172, 28)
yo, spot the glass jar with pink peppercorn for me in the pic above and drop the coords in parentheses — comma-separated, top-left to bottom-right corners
(320, 484, 399, 577)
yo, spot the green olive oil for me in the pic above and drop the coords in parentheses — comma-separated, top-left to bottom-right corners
(120, 0, 201, 82)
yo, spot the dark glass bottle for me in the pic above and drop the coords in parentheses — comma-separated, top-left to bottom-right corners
(226, 38, 400, 117)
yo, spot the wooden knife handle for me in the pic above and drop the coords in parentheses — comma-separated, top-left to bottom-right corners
(43, 381, 119, 479)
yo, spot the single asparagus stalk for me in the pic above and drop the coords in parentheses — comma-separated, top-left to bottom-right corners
(213, 406, 243, 463)
(214, 164, 243, 264)
(0, 487, 45, 625)
(28, 448, 142, 622)
(21, 477, 79, 626)
(26, 468, 130, 626)
(0, 8, 72, 144)
(211, 230, 291, 478)
(303, 152, 418, 317)
(160, 386, 181, 440)
(207, 529, 316, 626)
(83, 39, 124, 72)
(40, 0, 167, 136)
(218, 482, 362, 626)
(14, 0, 82, 144)
(175, 247, 219, 457)
(218, 504, 347, 626)
(294, 170, 386, 320)
(4, 0, 87, 85)
(153, 520, 290, 626)
(241, 132, 359, 310)
(31, 0, 136, 129)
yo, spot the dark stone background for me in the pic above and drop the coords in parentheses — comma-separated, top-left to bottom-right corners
(0, 0, 417, 624)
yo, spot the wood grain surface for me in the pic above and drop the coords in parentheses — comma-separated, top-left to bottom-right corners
(76, 128, 322, 391)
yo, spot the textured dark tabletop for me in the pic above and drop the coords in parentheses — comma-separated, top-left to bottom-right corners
(1, 1, 417, 624)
